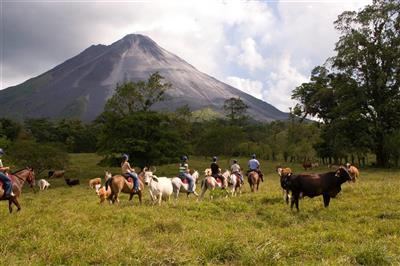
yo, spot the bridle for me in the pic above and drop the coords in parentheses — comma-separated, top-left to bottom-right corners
(13, 169, 35, 184)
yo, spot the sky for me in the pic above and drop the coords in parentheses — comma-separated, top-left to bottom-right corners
(1, 0, 371, 112)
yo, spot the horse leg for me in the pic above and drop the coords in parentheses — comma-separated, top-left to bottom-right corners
(198, 184, 207, 201)
(158, 193, 162, 206)
(8, 200, 12, 213)
(138, 191, 142, 205)
(12, 197, 21, 212)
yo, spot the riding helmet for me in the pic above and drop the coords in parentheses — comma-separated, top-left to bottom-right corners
(252, 154, 256, 159)
(122, 153, 129, 160)
(182, 155, 188, 161)
(0, 148, 4, 156)
(212, 156, 217, 161)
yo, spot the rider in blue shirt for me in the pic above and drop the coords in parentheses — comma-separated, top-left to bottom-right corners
(247, 154, 264, 182)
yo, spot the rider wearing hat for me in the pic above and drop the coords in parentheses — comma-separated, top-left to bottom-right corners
(121, 154, 140, 193)
(178, 156, 195, 193)
(210, 156, 225, 189)
(231, 159, 244, 184)
(0, 148, 15, 198)
(247, 154, 264, 182)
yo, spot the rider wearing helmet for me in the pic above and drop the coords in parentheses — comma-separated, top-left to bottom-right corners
(210, 156, 225, 189)
(231, 159, 243, 184)
(0, 148, 15, 198)
(247, 154, 264, 182)
(178, 156, 195, 193)
(121, 154, 140, 193)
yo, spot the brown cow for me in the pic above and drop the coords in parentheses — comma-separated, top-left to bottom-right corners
(48, 170, 65, 178)
(283, 166, 352, 211)
(302, 162, 312, 171)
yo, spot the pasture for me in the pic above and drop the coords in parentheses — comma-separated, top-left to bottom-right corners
(1, 154, 399, 265)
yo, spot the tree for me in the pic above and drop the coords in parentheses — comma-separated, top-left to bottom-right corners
(104, 72, 170, 116)
(223, 97, 248, 125)
(7, 140, 69, 175)
(0, 118, 21, 140)
(97, 111, 187, 166)
(292, 0, 400, 167)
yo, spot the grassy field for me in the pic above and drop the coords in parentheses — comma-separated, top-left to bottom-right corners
(1, 153, 399, 265)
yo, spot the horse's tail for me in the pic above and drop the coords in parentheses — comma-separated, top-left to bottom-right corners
(201, 178, 206, 190)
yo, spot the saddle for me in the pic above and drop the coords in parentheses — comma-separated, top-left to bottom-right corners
(126, 177, 133, 183)
(182, 178, 189, 184)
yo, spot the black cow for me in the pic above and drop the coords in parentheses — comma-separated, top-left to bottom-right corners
(282, 167, 352, 211)
(65, 178, 80, 187)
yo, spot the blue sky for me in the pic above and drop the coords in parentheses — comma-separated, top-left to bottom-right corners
(1, 0, 370, 112)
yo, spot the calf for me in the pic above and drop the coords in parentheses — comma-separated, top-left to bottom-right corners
(346, 163, 359, 182)
(89, 178, 101, 189)
(97, 186, 111, 204)
(283, 167, 352, 211)
(38, 179, 50, 190)
(277, 167, 293, 204)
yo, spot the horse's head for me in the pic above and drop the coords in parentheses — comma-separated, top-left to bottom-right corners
(25, 167, 36, 188)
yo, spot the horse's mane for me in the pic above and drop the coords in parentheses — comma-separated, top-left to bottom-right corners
(12, 168, 28, 175)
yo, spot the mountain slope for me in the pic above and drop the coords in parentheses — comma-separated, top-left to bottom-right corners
(0, 34, 289, 122)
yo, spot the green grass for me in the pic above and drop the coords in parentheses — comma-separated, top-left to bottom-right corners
(1, 154, 399, 265)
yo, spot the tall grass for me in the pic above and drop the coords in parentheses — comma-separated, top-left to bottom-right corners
(0, 154, 399, 265)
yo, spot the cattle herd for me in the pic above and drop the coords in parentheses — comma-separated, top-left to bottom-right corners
(38, 164, 359, 211)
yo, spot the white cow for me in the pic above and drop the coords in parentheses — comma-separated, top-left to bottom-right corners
(171, 171, 200, 199)
(38, 179, 50, 190)
(143, 171, 173, 205)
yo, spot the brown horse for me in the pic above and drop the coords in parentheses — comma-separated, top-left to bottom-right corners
(0, 168, 36, 213)
(108, 171, 144, 205)
(247, 171, 260, 192)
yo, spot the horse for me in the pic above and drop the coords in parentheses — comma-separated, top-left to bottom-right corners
(107, 170, 145, 205)
(247, 170, 260, 192)
(199, 169, 228, 200)
(171, 171, 200, 199)
(226, 170, 242, 196)
(0, 168, 36, 213)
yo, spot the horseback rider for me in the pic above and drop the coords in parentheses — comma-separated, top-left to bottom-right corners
(231, 159, 244, 184)
(0, 148, 15, 198)
(178, 156, 195, 193)
(210, 156, 225, 189)
(247, 154, 264, 182)
(121, 154, 140, 193)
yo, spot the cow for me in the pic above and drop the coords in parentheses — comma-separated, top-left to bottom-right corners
(302, 162, 312, 171)
(38, 179, 50, 190)
(277, 167, 293, 204)
(48, 170, 65, 178)
(143, 172, 173, 206)
(283, 166, 352, 211)
(346, 163, 359, 182)
(65, 178, 80, 186)
(97, 186, 111, 204)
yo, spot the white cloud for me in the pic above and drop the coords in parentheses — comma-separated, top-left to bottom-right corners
(237, 38, 267, 72)
(264, 52, 308, 112)
(225, 76, 263, 100)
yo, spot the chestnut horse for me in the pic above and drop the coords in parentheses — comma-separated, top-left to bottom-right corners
(247, 171, 260, 192)
(107, 169, 147, 205)
(0, 168, 36, 213)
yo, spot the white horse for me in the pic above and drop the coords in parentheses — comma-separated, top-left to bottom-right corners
(199, 169, 229, 200)
(226, 171, 243, 196)
(171, 171, 200, 199)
